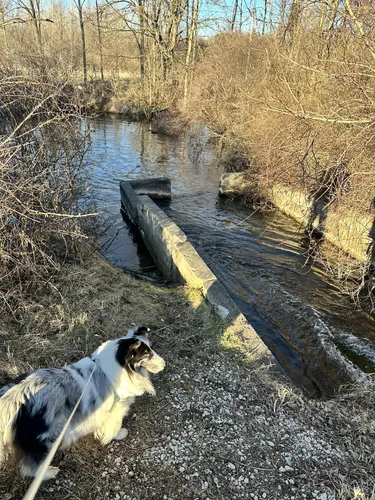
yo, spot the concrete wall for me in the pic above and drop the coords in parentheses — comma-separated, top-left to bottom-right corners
(269, 185, 372, 262)
(120, 179, 271, 360)
(220, 173, 372, 263)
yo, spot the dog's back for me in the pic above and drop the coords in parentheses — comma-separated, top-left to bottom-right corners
(0, 328, 165, 480)
(0, 370, 81, 471)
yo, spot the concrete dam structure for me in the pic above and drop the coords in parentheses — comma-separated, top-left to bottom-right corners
(120, 177, 271, 362)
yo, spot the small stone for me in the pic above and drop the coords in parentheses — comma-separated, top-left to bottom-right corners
(319, 494, 327, 500)
(279, 466, 286, 473)
(284, 465, 294, 471)
(228, 462, 236, 470)
(285, 456, 292, 466)
(267, 441, 275, 447)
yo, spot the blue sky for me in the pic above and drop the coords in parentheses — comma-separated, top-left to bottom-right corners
(198, 0, 271, 35)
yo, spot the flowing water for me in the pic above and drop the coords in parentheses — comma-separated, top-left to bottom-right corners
(88, 115, 375, 397)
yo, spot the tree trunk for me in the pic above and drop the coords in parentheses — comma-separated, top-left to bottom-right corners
(262, 0, 267, 34)
(28, 0, 42, 52)
(95, 0, 104, 81)
(76, 0, 87, 83)
(245, 11, 254, 81)
(238, 0, 243, 33)
(230, 0, 238, 32)
(279, 0, 287, 32)
(184, 0, 199, 100)
(268, 0, 273, 32)
(287, 0, 302, 46)
(137, 0, 145, 83)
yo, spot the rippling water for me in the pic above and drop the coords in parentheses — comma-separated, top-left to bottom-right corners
(88, 115, 375, 397)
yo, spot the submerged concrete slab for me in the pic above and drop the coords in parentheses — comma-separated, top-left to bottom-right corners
(120, 178, 271, 359)
(128, 178, 172, 199)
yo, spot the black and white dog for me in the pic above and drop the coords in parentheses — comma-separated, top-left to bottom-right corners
(0, 327, 165, 480)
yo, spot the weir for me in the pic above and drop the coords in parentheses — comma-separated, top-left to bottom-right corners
(120, 177, 271, 361)
(119, 174, 368, 397)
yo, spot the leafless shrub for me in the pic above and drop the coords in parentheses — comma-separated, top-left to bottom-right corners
(0, 73, 95, 322)
(151, 110, 186, 136)
(185, 13, 375, 306)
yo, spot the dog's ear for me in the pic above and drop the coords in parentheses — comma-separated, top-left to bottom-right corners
(129, 340, 142, 351)
(135, 326, 150, 337)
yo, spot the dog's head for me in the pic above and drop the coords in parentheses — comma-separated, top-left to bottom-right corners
(116, 327, 165, 375)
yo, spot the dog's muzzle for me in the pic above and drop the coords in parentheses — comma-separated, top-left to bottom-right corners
(146, 353, 166, 373)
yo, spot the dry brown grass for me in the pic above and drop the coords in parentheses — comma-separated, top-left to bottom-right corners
(183, 22, 375, 302)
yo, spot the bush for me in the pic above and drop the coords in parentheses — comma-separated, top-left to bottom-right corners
(0, 73, 95, 321)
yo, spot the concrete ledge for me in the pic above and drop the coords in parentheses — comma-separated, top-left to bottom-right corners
(120, 178, 270, 359)
(269, 185, 372, 262)
(128, 178, 172, 199)
(219, 173, 372, 262)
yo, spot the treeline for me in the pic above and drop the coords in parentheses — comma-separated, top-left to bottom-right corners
(0, 0, 202, 101)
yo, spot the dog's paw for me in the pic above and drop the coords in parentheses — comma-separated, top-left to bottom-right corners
(43, 467, 60, 481)
(113, 428, 128, 441)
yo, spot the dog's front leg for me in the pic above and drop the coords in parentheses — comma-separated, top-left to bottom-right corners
(94, 397, 134, 445)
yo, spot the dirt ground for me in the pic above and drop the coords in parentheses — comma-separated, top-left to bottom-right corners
(0, 258, 374, 500)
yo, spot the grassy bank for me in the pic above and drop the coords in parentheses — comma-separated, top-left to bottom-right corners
(0, 256, 374, 499)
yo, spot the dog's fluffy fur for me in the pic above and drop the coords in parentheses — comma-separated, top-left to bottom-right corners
(0, 327, 165, 480)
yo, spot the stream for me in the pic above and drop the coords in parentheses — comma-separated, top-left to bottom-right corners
(88, 115, 375, 397)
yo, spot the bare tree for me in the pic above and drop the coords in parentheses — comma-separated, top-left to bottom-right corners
(15, 0, 43, 50)
(106, 0, 188, 82)
(74, 0, 88, 83)
(184, 0, 199, 99)
(262, 0, 267, 34)
(95, 0, 104, 80)
(230, 0, 239, 31)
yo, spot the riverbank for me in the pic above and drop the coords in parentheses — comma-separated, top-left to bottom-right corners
(0, 256, 374, 499)
(85, 59, 375, 305)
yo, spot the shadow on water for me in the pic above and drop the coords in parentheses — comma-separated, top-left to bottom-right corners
(119, 208, 156, 272)
(88, 115, 375, 397)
